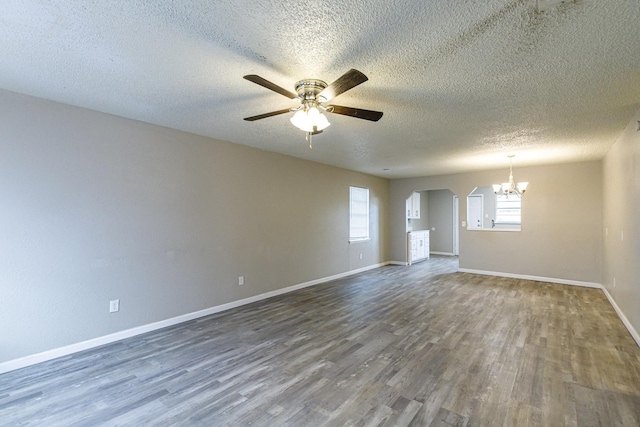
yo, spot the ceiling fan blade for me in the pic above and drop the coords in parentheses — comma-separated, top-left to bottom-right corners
(244, 108, 291, 121)
(243, 75, 297, 99)
(328, 105, 383, 122)
(318, 69, 368, 101)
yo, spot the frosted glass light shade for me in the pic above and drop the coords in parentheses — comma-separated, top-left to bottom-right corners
(492, 184, 502, 193)
(517, 182, 529, 193)
(290, 110, 307, 129)
(290, 108, 330, 132)
(314, 113, 330, 130)
(307, 106, 320, 120)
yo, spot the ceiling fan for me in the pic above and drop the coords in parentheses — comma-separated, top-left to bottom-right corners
(243, 69, 383, 147)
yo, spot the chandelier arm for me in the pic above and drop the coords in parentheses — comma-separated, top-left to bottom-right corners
(494, 154, 526, 197)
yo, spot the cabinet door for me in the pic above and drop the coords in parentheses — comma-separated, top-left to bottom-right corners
(412, 192, 421, 218)
(417, 237, 425, 260)
(423, 231, 430, 259)
(409, 239, 418, 262)
(406, 192, 421, 219)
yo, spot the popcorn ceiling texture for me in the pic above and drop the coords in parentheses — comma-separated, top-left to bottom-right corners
(1, 0, 639, 178)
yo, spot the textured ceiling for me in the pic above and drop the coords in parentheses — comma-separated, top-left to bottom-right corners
(1, 0, 639, 178)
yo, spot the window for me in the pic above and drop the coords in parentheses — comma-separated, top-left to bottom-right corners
(349, 186, 369, 241)
(495, 195, 521, 224)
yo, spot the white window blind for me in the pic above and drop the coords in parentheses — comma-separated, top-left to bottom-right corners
(495, 195, 521, 224)
(349, 186, 369, 241)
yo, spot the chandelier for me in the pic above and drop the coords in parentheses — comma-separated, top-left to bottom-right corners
(492, 155, 528, 197)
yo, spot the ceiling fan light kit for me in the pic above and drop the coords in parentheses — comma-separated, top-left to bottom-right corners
(290, 107, 330, 133)
(243, 69, 383, 147)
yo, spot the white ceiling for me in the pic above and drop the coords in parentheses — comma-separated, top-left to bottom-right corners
(1, 1, 639, 178)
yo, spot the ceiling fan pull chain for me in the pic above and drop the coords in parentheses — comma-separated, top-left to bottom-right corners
(306, 131, 313, 149)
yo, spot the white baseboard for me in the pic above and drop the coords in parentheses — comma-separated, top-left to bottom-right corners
(458, 268, 639, 348)
(430, 252, 455, 256)
(600, 286, 640, 347)
(0, 261, 393, 375)
(5, 262, 635, 375)
(457, 268, 602, 288)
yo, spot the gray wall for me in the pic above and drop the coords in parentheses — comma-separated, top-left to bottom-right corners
(0, 90, 390, 363)
(602, 109, 640, 337)
(427, 190, 454, 254)
(390, 161, 603, 284)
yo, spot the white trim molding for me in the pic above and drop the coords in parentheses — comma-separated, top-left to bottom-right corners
(430, 251, 456, 256)
(4, 262, 636, 375)
(600, 286, 640, 348)
(458, 268, 601, 288)
(0, 261, 398, 375)
(458, 267, 639, 348)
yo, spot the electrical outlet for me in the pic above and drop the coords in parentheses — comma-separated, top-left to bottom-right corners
(613, 277, 616, 288)
(109, 299, 120, 313)
(359, 253, 363, 260)
(238, 276, 244, 286)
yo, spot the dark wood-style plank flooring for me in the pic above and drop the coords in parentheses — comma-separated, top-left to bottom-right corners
(1, 256, 639, 426)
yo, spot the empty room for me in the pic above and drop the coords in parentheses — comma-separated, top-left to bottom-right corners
(1, 1, 639, 426)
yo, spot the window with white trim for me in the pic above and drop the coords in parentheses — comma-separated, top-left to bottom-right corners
(495, 195, 521, 224)
(349, 186, 369, 241)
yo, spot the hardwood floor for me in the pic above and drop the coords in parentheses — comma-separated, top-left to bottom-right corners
(1, 256, 639, 426)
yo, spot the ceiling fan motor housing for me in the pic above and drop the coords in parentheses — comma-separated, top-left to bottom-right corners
(294, 79, 328, 102)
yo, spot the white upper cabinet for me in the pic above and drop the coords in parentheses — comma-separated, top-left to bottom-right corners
(406, 192, 421, 219)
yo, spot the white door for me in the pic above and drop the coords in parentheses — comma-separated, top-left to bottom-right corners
(467, 195, 483, 229)
(453, 196, 459, 256)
